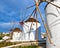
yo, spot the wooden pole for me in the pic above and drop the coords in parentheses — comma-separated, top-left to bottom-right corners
(34, 0, 53, 44)
(34, 0, 39, 45)
(35, 9, 38, 45)
(46, 1, 60, 9)
(29, 10, 36, 40)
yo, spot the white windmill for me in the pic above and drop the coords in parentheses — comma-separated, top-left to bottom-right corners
(9, 0, 60, 47)
(46, 0, 60, 48)
(23, 16, 41, 41)
(26, 0, 60, 47)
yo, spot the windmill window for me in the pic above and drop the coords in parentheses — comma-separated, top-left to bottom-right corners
(33, 24, 34, 25)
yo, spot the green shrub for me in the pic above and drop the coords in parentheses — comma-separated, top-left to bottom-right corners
(0, 36, 2, 40)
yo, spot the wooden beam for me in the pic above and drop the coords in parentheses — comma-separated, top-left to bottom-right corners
(35, 9, 38, 45)
(34, 0, 53, 44)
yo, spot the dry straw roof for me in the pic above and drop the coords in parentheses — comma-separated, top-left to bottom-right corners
(13, 28, 22, 32)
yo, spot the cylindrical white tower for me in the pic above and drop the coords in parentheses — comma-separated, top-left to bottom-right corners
(23, 17, 41, 41)
(46, 0, 60, 48)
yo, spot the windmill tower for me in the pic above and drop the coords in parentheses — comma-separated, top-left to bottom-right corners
(46, 0, 60, 48)
(26, 0, 57, 45)
(23, 16, 41, 41)
(12, 28, 23, 41)
(25, 0, 60, 47)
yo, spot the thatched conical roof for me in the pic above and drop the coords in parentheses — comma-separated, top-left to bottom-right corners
(25, 16, 39, 22)
(13, 28, 22, 32)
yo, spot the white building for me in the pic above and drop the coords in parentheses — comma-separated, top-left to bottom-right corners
(23, 16, 41, 41)
(11, 17, 41, 42)
(12, 28, 23, 41)
(3, 36, 10, 40)
(46, 0, 60, 48)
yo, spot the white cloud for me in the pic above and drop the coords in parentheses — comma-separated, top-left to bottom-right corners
(0, 22, 20, 28)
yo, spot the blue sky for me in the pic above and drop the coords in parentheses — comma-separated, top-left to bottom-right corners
(0, 0, 47, 32)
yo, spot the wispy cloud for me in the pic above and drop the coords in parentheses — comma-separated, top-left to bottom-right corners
(0, 22, 21, 32)
(0, 22, 20, 27)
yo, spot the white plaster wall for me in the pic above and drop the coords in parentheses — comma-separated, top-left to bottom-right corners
(23, 22, 40, 41)
(46, 0, 60, 48)
(30, 31, 35, 40)
(12, 32, 23, 41)
(12, 22, 40, 41)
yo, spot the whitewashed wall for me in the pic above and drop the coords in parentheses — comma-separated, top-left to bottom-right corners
(23, 22, 41, 41)
(46, 0, 60, 48)
(12, 22, 41, 41)
(12, 32, 24, 41)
